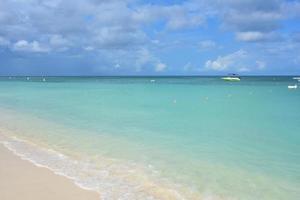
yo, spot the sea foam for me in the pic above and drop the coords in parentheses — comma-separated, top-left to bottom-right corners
(0, 135, 189, 200)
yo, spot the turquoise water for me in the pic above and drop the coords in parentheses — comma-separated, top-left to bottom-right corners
(0, 76, 300, 199)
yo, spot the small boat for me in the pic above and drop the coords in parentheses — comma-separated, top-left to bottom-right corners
(292, 77, 300, 80)
(222, 77, 241, 81)
(288, 85, 297, 89)
(221, 74, 240, 81)
(150, 79, 155, 83)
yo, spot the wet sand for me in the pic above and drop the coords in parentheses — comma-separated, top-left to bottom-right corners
(0, 143, 100, 200)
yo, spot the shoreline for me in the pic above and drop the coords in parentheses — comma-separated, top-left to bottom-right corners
(0, 130, 189, 200)
(0, 142, 100, 200)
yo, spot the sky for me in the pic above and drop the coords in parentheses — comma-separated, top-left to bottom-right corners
(0, 0, 300, 76)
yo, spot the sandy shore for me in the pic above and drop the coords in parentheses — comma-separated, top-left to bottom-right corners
(0, 143, 100, 200)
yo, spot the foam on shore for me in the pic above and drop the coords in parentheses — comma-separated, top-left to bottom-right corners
(0, 134, 197, 200)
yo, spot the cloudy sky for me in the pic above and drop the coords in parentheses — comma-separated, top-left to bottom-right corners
(0, 0, 300, 75)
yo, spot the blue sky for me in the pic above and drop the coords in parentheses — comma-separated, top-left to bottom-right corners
(0, 0, 300, 75)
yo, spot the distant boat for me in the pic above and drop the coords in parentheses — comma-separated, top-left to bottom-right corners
(288, 85, 297, 89)
(221, 74, 241, 81)
(150, 79, 155, 83)
(292, 77, 300, 80)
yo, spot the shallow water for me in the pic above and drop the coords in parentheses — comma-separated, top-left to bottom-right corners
(0, 76, 300, 199)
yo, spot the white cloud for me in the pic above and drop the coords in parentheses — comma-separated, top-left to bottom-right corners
(0, 0, 299, 74)
(224, 10, 282, 32)
(235, 31, 280, 42)
(183, 62, 200, 72)
(93, 26, 147, 49)
(236, 31, 266, 42)
(0, 0, 150, 51)
(199, 40, 217, 50)
(134, 48, 168, 72)
(133, 4, 204, 30)
(155, 62, 167, 72)
(216, 0, 288, 43)
(135, 48, 153, 71)
(0, 0, 296, 51)
(166, 12, 203, 30)
(49, 34, 71, 48)
(12, 40, 49, 52)
(205, 49, 248, 71)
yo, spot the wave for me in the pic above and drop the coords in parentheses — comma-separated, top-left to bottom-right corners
(0, 135, 192, 200)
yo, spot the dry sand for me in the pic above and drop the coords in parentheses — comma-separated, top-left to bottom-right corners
(0, 144, 100, 200)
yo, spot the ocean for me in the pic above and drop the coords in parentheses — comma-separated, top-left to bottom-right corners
(0, 76, 299, 200)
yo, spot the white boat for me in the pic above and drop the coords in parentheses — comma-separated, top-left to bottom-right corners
(288, 85, 298, 89)
(292, 77, 300, 80)
(221, 77, 240, 81)
(221, 73, 240, 81)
